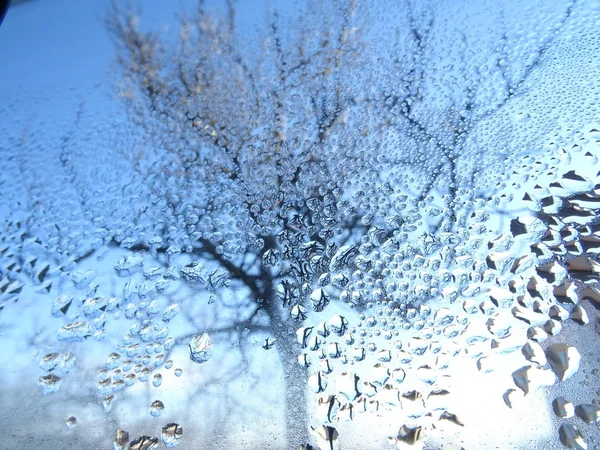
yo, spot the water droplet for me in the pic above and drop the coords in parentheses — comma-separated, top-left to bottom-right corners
(130, 435, 159, 450)
(113, 429, 129, 450)
(162, 304, 179, 322)
(114, 254, 144, 277)
(65, 416, 77, 429)
(161, 423, 183, 447)
(106, 352, 121, 370)
(38, 374, 62, 395)
(39, 352, 60, 371)
(103, 395, 114, 413)
(150, 400, 165, 417)
(189, 333, 213, 363)
(57, 321, 91, 342)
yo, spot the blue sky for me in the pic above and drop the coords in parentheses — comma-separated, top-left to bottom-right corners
(0, 0, 113, 120)
(1, 0, 110, 90)
(0, 0, 267, 145)
(0, 0, 197, 140)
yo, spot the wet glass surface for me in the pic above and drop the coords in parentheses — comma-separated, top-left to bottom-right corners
(0, 0, 599, 448)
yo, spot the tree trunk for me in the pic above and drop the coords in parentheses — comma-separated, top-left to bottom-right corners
(271, 319, 310, 449)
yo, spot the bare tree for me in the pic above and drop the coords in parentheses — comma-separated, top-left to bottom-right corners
(105, 1, 377, 446)
(102, 0, 584, 447)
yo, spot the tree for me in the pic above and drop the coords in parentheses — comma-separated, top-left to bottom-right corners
(101, 0, 596, 447)
(106, 1, 374, 446)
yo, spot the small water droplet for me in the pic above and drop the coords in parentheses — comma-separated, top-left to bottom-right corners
(150, 400, 165, 417)
(38, 374, 62, 395)
(66, 416, 77, 429)
(103, 395, 114, 413)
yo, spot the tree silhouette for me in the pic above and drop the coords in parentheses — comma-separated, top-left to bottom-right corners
(100, 0, 591, 447)
(105, 1, 375, 446)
